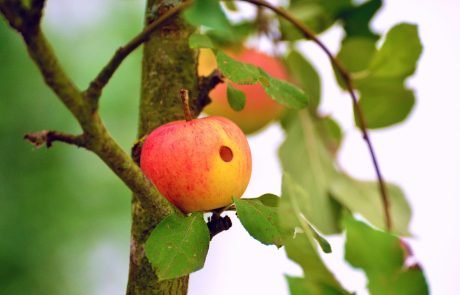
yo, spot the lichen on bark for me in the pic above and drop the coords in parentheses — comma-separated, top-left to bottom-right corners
(127, 0, 198, 294)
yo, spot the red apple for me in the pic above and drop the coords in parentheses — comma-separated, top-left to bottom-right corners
(200, 48, 289, 134)
(140, 115, 252, 213)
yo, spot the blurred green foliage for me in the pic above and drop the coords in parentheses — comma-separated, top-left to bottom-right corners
(0, 4, 144, 294)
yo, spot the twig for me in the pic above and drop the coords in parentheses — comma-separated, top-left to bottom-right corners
(85, 0, 193, 100)
(196, 69, 224, 114)
(24, 130, 86, 148)
(207, 213, 232, 239)
(236, 0, 392, 230)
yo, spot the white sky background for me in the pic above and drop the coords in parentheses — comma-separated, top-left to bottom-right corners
(43, 0, 460, 294)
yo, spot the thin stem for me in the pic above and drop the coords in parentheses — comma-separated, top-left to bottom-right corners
(236, 0, 392, 230)
(180, 89, 193, 121)
(24, 130, 86, 148)
(85, 0, 193, 100)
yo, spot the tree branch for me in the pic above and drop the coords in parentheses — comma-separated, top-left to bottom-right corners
(84, 0, 193, 100)
(24, 130, 86, 148)
(0, 1, 179, 219)
(236, 0, 392, 231)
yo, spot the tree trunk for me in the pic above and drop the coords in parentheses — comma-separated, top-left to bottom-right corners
(126, 0, 198, 294)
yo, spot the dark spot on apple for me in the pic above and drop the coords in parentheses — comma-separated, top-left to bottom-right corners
(219, 146, 233, 162)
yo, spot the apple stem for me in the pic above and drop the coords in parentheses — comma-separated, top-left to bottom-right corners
(180, 88, 193, 121)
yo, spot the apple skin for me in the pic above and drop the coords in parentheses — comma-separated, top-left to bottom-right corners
(200, 48, 289, 134)
(140, 116, 252, 213)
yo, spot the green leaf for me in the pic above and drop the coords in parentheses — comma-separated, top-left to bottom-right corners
(337, 24, 421, 129)
(183, 0, 232, 32)
(188, 33, 214, 49)
(281, 0, 352, 40)
(284, 233, 337, 285)
(286, 276, 312, 295)
(308, 224, 332, 254)
(217, 51, 307, 108)
(358, 81, 415, 129)
(344, 218, 429, 295)
(259, 69, 309, 109)
(279, 4, 334, 40)
(315, 116, 343, 156)
(258, 193, 280, 207)
(286, 276, 348, 295)
(337, 38, 377, 73)
(222, 1, 238, 11)
(291, 0, 352, 14)
(279, 111, 340, 234)
(345, 217, 404, 273)
(145, 213, 210, 281)
(206, 22, 255, 48)
(280, 173, 333, 254)
(216, 50, 260, 84)
(234, 194, 283, 247)
(285, 50, 321, 109)
(368, 265, 429, 295)
(283, 227, 347, 292)
(341, 0, 382, 40)
(368, 23, 423, 79)
(226, 84, 246, 112)
(330, 173, 412, 235)
(280, 174, 350, 294)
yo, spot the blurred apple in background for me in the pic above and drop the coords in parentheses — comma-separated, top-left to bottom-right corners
(199, 48, 288, 134)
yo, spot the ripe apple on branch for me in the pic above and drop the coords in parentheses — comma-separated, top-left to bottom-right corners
(140, 89, 252, 213)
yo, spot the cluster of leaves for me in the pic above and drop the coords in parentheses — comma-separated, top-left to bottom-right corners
(144, 0, 427, 294)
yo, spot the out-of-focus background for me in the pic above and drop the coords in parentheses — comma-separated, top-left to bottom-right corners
(0, 0, 458, 294)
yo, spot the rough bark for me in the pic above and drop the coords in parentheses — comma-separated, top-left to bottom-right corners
(126, 0, 198, 294)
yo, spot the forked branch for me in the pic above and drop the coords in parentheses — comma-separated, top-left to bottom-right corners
(0, 1, 178, 219)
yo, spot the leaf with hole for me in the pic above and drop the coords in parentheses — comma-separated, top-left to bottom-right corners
(145, 213, 210, 281)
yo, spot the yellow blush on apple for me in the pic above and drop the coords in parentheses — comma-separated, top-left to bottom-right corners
(140, 115, 252, 213)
